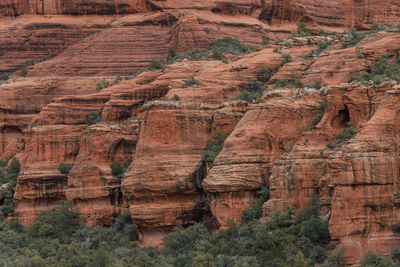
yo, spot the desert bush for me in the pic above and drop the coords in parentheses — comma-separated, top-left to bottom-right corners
(182, 77, 200, 88)
(147, 59, 164, 71)
(202, 131, 230, 163)
(58, 163, 74, 175)
(87, 110, 102, 126)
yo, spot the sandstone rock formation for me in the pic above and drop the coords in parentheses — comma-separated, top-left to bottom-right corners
(2, 1, 400, 265)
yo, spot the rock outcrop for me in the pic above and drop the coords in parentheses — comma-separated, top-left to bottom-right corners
(2, 1, 400, 265)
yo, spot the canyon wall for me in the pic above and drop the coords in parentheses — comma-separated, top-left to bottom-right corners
(1, 0, 400, 265)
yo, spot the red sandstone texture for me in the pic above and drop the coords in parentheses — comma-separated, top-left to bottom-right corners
(1, 1, 400, 265)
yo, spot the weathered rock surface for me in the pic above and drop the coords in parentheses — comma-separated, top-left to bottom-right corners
(122, 101, 247, 246)
(2, 1, 400, 265)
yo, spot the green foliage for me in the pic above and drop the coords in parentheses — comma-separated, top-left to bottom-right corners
(275, 78, 304, 89)
(167, 36, 257, 63)
(160, 95, 180, 101)
(241, 187, 270, 223)
(0, 73, 10, 81)
(168, 47, 177, 58)
(182, 77, 200, 88)
(96, 78, 110, 91)
(282, 53, 293, 65)
(324, 248, 347, 267)
(291, 22, 311, 37)
(0, 160, 7, 168)
(261, 37, 269, 47)
(110, 161, 123, 177)
(27, 201, 80, 241)
(360, 251, 396, 267)
(236, 79, 264, 103)
(87, 110, 103, 126)
(354, 56, 400, 84)
(392, 246, 400, 263)
(257, 64, 272, 83)
(0, 158, 21, 217)
(147, 59, 164, 71)
(202, 131, 230, 163)
(58, 163, 74, 175)
(0, 205, 139, 266)
(110, 160, 131, 178)
(327, 142, 335, 149)
(341, 29, 367, 48)
(311, 112, 324, 128)
(334, 122, 357, 147)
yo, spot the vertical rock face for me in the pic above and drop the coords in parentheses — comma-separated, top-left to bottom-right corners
(264, 82, 399, 265)
(14, 125, 84, 225)
(261, 0, 400, 28)
(2, 0, 400, 264)
(122, 101, 247, 246)
(66, 123, 138, 226)
(0, 0, 150, 16)
(203, 94, 322, 226)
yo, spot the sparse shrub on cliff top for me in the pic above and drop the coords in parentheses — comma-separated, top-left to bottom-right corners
(257, 64, 272, 83)
(146, 59, 164, 71)
(281, 53, 293, 65)
(166, 36, 257, 63)
(236, 79, 264, 103)
(274, 77, 304, 89)
(291, 22, 311, 37)
(202, 130, 230, 163)
(58, 163, 74, 175)
(182, 77, 200, 88)
(354, 55, 400, 84)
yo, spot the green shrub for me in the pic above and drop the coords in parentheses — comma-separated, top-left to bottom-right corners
(202, 131, 230, 163)
(87, 110, 102, 126)
(326, 142, 335, 149)
(147, 59, 164, 71)
(236, 79, 264, 103)
(354, 56, 400, 84)
(166, 37, 257, 64)
(291, 22, 311, 37)
(257, 65, 272, 83)
(0, 160, 7, 168)
(168, 47, 177, 58)
(58, 163, 74, 175)
(0, 73, 10, 81)
(27, 201, 80, 241)
(212, 49, 223, 60)
(311, 112, 324, 128)
(110, 161, 123, 177)
(183, 77, 200, 88)
(342, 29, 367, 48)
(360, 251, 396, 267)
(275, 79, 289, 88)
(335, 122, 357, 146)
(275, 78, 304, 89)
(172, 94, 180, 101)
(281, 53, 293, 65)
(241, 187, 270, 223)
(261, 37, 269, 47)
(392, 246, 400, 262)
